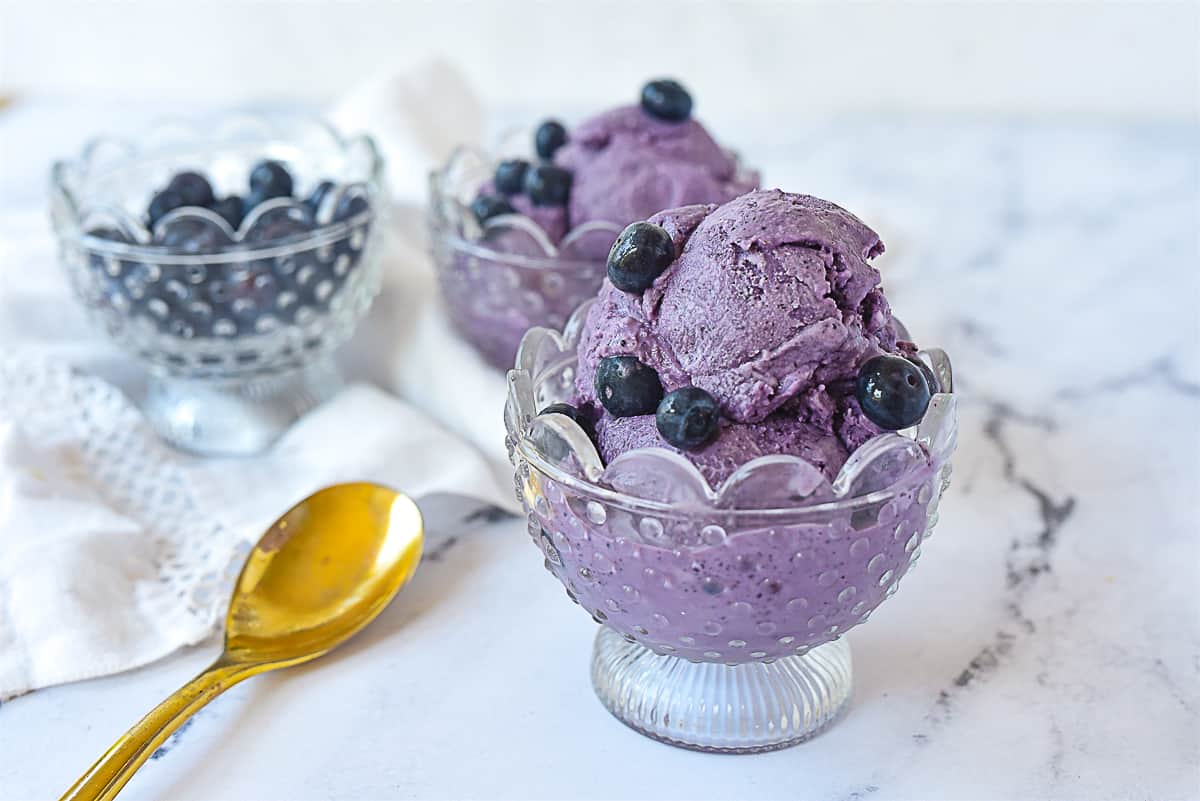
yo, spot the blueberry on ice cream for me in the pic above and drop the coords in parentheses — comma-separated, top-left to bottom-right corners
(573, 189, 927, 485)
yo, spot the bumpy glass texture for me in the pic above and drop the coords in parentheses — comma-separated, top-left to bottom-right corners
(428, 146, 617, 369)
(50, 114, 387, 381)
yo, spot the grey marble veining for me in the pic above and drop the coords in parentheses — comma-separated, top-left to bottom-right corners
(0, 107, 1196, 800)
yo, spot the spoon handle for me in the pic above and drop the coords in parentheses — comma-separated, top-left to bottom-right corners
(60, 657, 262, 801)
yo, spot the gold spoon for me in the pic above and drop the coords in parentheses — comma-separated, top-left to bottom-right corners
(60, 482, 423, 801)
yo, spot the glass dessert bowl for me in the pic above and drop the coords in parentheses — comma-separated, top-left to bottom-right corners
(505, 302, 957, 753)
(50, 113, 387, 455)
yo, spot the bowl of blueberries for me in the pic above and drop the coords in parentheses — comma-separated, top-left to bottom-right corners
(50, 113, 387, 455)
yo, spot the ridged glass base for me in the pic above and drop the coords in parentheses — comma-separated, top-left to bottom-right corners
(144, 360, 341, 455)
(591, 627, 853, 753)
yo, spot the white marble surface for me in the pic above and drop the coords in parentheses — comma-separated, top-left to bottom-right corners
(0, 100, 1197, 800)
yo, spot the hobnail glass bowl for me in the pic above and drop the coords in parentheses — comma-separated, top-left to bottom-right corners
(428, 144, 619, 370)
(50, 113, 387, 455)
(505, 300, 957, 753)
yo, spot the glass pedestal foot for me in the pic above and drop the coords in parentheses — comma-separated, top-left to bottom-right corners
(591, 626, 853, 753)
(144, 360, 342, 456)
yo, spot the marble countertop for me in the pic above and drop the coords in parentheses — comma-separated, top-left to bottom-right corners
(0, 101, 1196, 800)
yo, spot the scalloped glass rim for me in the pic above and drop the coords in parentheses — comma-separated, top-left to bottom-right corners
(51, 112, 384, 260)
(433, 221, 619, 273)
(507, 298, 957, 519)
(70, 202, 375, 265)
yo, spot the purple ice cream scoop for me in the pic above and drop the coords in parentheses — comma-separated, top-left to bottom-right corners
(444, 84, 760, 370)
(552, 106, 756, 257)
(576, 189, 914, 486)
(471, 100, 756, 254)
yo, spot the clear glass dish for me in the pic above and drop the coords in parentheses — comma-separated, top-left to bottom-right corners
(427, 145, 619, 370)
(505, 300, 957, 753)
(50, 113, 387, 455)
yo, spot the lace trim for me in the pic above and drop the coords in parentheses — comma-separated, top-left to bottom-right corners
(0, 354, 245, 642)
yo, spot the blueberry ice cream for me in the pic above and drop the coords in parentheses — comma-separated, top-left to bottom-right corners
(435, 79, 759, 368)
(571, 189, 933, 485)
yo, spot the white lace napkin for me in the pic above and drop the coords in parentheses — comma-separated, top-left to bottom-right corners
(0, 356, 510, 700)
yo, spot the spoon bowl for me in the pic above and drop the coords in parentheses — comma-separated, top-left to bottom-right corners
(62, 482, 423, 801)
(224, 483, 423, 664)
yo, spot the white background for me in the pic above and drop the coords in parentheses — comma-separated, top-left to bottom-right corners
(2, 0, 1197, 119)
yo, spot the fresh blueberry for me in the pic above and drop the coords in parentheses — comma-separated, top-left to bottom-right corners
(147, 189, 185, 227)
(856, 354, 933, 430)
(333, 192, 370, 222)
(248, 160, 294, 202)
(524, 164, 572, 207)
(166, 171, 215, 208)
(539, 402, 596, 455)
(595, 356, 663, 418)
(655, 387, 720, 450)
(306, 181, 335, 218)
(641, 79, 693, 122)
(540, 402, 587, 426)
(153, 217, 234, 254)
(471, 194, 516, 225)
(606, 221, 675, 293)
(244, 205, 312, 243)
(909, 355, 940, 395)
(244, 191, 267, 216)
(210, 195, 246, 230)
(534, 120, 568, 160)
(494, 159, 529, 195)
